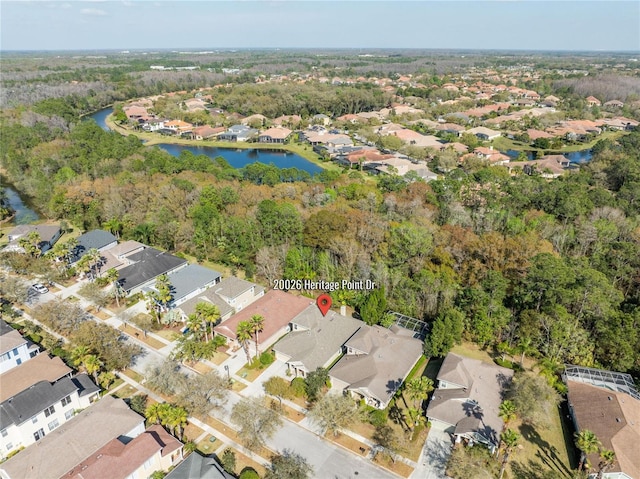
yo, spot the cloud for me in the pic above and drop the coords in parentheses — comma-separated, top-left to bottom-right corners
(81, 7, 107, 15)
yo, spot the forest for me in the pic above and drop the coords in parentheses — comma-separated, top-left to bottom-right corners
(1, 86, 639, 380)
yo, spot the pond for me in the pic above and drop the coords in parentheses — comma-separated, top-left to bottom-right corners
(87, 108, 323, 174)
(503, 148, 593, 163)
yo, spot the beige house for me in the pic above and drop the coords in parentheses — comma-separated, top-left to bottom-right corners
(0, 396, 145, 479)
(63, 425, 183, 479)
(330, 325, 423, 409)
(426, 353, 513, 451)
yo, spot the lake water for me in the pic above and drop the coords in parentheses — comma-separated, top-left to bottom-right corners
(87, 108, 323, 174)
(1, 184, 42, 225)
(504, 148, 593, 163)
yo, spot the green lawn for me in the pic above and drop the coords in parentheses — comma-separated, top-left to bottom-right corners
(509, 410, 575, 479)
(492, 130, 628, 154)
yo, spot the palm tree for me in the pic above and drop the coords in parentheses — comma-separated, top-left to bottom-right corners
(405, 407, 425, 441)
(596, 449, 615, 479)
(499, 400, 517, 429)
(518, 337, 536, 367)
(145, 403, 163, 425)
(236, 321, 253, 364)
(499, 428, 521, 479)
(405, 376, 434, 410)
(250, 314, 265, 359)
(85, 248, 101, 279)
(103, 217, 123, 239)
(575, 429, 601, 472)
(167, 406, 188, 439)
(194, 302, 220, 343)
(70, 345, 91, 367)
(155, 274, 173, 313)
(104, 268, 121, 308)
(83, 354, 103, 383)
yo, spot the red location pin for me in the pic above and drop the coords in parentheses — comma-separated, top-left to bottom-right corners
(316, 294, 332, 316)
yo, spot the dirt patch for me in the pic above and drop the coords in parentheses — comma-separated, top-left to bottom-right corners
(119, 323, 166, 349)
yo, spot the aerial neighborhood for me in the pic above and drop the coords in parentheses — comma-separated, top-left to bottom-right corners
(1, 45, 640, 479)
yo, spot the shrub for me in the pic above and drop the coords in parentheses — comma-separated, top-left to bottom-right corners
(291, 377, 307, 397)
(259, 351, 275, 366)
(239, 467, 260, 479)
(369, 409, 388, 427)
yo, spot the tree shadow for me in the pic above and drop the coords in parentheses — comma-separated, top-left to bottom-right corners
(518, 423, 572, 478)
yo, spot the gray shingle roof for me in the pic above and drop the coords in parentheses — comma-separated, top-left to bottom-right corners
(0, 378, 77, 427)
(212, 277, 261, 300)
(329, 325, 423, 406)
(165, 452, 234, 479)
(0, 396, 144, 479)
(426, 353, 513, 447)
(117, 248, 187, 293)
(165, 264, 221, 304)
(72, 230, 117, 262)
(72, 373, 100, 397)
(178, 292, 234, 320)
(273, 306, 362, 372)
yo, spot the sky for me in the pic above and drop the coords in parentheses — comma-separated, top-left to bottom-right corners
(1, 0, 639, 52)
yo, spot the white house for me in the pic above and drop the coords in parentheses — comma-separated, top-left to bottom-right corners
(0, 321, 39, 374)
(0, 374, 99, 458)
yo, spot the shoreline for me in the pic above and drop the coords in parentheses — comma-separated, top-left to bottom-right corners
(103, 114, 341, 172)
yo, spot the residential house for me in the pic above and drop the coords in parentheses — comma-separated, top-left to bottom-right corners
(4, 224, 61, 254)
(0, 354, 69, 403)
(142, 119, 165, 132)
(471, 147, 510, 165)
(175, 275, 263, 323)
(435, 123, 466, 136)
(213, 290, 310, 355)
(337, 148, 395, 169)
(440, 142, 469, 154)
(0, 396, 145, 479)
(510, 155, 571, 179)
(426, 353, 513, 451)
(208, 277, 265, 313)
(311, 114, 331, 126)
(0, 321, 39, 374)
(63, 425, 183, 479)
(116, 248, 187, 296)
(603, 100, 624, 109)
(371, 157, 438, 181)
(164, 120, 194, 135)
(259, 127, 292, 144)
(95, 240, 146, 276)
(192, 125, 224, 140)
(272, 115, 302, 128)
(467, 126, 501, 141)
(165, 452, 234, 479)
(273, 306, 362, 378)
(160, 264, 221, 307)
(70, 230, 118, 263)
(329, 325, 423, 409)
(0, 374, 99, 457)
(241, 114, 267, 127)
(565, 365, 640, 479)
(586, 96, 602, 107)
(217, 125, 258, 142)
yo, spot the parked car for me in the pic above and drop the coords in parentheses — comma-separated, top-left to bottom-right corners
(31, 283, 49, 294)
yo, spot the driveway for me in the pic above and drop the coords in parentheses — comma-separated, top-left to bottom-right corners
(411, 422, 453, 479)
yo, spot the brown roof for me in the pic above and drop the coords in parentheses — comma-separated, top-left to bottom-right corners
(345, 149, 394, 164)
(0, 328, 26, 356)
(64, 425, 182, 479)
(0, 354, 72, 401)
(0, 396, 144, 479)
(568, 380, 640, 478)
(259, 127, 292, 140)
(214, 290, 310, 344)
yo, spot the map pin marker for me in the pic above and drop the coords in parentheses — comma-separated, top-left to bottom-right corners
(316, 293, 332, 316)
